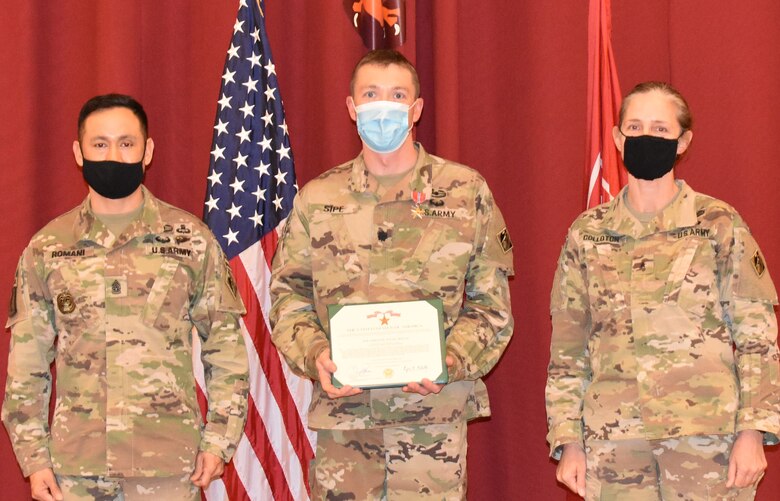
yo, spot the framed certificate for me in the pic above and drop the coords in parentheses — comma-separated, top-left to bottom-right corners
(327, 299, 447, 389)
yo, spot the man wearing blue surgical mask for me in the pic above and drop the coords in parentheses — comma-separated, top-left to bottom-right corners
(270, 50, 515, 499)
(347, 58, 422, 157)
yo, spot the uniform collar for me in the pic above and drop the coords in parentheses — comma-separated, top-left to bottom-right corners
(74, 185, 165, 248)
(348, 142, 433, 203)
(602, 180, 698, 238)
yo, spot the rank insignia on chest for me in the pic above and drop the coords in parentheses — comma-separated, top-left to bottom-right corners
(57, 291, 76, 314)
(752, 249, 766, 278)
(411, 205, 425, 219)
(107, 277, 128, 297)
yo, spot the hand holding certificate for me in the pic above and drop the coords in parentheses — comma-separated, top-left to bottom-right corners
(327, 299, 448, 389)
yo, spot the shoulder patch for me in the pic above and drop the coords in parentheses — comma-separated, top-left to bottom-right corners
(497, 227, 513, 254)
(733, 227, 778, 304)
(8, 274, 18, 319)
(224, 256, 238, 299)
(752, 249, 766, 278)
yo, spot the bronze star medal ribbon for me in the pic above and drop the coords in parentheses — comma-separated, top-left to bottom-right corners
(411, 190, 426, 219)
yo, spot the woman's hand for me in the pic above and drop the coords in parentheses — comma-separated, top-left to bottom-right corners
(726, 430, 766, 489)
(556, 442, 586, 497)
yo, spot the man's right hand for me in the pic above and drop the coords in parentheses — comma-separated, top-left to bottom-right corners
(556, 442, 586, 498)
(30, 468, 63, 501)
(316, 348, 363, 399)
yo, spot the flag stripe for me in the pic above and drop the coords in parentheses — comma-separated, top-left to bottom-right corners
(227, 255, 299, 501)
(221, 461, 253, 501)
(239, 233, 315, 450)
(244, 336, 309, 501)
(233, 251, 316, 474)
(232, 435, 272, 500)
(260, 224, 279, 270)
(244, 394, 295, 501)
(202, 479, 227, 501)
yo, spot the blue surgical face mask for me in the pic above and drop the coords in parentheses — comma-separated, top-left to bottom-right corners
(355, 100, 414, 154)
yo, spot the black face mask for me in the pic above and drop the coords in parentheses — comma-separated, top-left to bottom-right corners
(622, 134, 680, 181)
(82, 157, 145, 199)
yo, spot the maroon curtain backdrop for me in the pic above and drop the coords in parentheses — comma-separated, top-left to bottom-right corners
(1, 1, 779, 499)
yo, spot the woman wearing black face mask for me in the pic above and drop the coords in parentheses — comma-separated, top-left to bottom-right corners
(546, 82, 780, 500)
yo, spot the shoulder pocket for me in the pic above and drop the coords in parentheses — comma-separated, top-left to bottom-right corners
(409, 220, 471, 295)
(141, 259, 185, 329)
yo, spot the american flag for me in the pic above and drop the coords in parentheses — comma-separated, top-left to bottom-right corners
(585, 0, 626, 208)
(197, 0, 316, 499)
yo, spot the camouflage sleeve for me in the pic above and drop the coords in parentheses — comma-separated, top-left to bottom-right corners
(545, 232, 592, 459)
(445, 182, 514, 381)
(269, 194, 330, 380)
(1, 248, 57, 477)
(719, 217, 780, 444)
(190, 238, 249, 463)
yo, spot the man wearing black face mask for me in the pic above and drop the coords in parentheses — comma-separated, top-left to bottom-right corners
(3, 94, 249, 501)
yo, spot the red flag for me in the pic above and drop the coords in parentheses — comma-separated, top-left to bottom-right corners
(195, 1, 316, 499)
(344, 0, 405, 49)
(585, 0, 626, 209)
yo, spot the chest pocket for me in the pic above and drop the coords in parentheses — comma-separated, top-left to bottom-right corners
(46, 253, 103, 336)
(308, 205, 363, 301)
(141, 258, 191, 336)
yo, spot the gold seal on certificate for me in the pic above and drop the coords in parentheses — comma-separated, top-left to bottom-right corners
(327, 299, 447, 389)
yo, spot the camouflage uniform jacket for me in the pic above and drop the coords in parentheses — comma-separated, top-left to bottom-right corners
(546, 180, 780, 458)
(270, 144, 514, 429)
(3, 186, 249, 477)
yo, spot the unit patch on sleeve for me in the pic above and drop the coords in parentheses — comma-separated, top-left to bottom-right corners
(224, 256, 238, 299)
(497, 227, 513, 254)
(752, 249, 766, 278)
(8, 274, 17, 318)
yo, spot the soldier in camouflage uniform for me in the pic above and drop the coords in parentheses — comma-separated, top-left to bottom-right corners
(270, 50, 514, 499)
(3, 94, 249, 501)
(547, 82, 780, 500)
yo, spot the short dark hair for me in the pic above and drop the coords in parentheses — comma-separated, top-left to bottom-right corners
(350, 49, 420, 99)
(78, 94, 148, 140)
